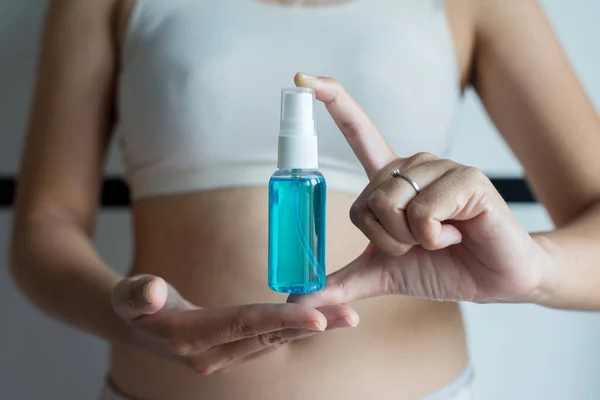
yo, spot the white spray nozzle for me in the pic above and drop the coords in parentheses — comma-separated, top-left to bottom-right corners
(277, 88, 319, 169)
(280, 88, 316, 136)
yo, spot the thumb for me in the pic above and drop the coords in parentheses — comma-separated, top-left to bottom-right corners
(111, 275, 172, 321)
(288, 245, 389, 308)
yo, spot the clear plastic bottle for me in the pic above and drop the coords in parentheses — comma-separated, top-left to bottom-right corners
(268, 88, 326, 294)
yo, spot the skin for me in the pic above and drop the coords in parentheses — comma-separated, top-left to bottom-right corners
(289, 75, 553, 307)
(10, 0, 360, 376)
(9, 0, 600, 399)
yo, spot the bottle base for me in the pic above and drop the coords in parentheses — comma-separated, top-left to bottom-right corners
(268, 282, 324, 294)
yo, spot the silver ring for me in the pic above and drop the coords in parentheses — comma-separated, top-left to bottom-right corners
(391, 169, 420, 193)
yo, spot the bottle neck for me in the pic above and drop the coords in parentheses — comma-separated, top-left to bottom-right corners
(277, 134, 318, 169)
(272, 168, 323, 180)
(276, 167, 319, 173)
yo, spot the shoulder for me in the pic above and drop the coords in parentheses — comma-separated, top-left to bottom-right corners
(445, 0, 546, 87)
(48, 0, 118, 11)
(45, 0, 130, 58)
(47, 0, 120, 18)
(470, 0, 545, 41)
(46, 0, 122, 38)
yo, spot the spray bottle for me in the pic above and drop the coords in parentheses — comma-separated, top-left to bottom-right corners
(268, 88, 326, 294)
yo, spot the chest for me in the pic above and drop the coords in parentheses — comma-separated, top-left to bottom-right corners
(119, 0, 460, 167)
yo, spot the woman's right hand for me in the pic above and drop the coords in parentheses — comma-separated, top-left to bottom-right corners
(111, 275, 358, 375)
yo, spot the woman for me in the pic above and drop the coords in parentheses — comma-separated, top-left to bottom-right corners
(9, 0, 600, 399)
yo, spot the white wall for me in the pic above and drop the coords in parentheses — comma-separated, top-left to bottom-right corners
(1, 1, 600, 399)
(448, 1, 600, 398)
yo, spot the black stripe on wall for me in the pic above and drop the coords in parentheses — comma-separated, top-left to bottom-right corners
(0, 176, 535, 208)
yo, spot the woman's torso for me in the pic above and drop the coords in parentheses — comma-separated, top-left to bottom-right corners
(110, 1, 470, 399)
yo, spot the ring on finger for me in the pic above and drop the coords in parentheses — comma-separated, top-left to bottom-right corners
(391, 169, 420, 193)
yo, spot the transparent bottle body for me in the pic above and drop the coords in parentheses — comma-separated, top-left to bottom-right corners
(268, 169, 326, 294)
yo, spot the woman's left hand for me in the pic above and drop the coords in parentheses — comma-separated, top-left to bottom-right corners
(290, 73, 552, 306)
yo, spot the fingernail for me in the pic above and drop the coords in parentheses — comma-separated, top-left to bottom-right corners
(297, 72, 318, 80)
(346, 313, 360, 327)
(317, 320, 327, 331)
(132, 280, 153, 307)
(438, 229, 462, 247)
(331, 314, 360, 329)
(447, 235, 462, 245)
(310, 319, 327, 332)
(295, 72, 320, 89)
(329, 318, 352, 329)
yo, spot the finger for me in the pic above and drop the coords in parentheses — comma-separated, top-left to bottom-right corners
(111, 275, 169, 321)
(220, 306, 360, 373)
(192, 303, 328, 346)
(194, 306, 359, 375)
(406, 168, 488, 250)
(350, 201, 412, 257)
(289, 247, 389, 307)
(367, 160, 454, 247)
(190, 328, 317, 375)
(295, 72, 396, 179)
(228, 347, 277, 371)
(316, 304, 360, 329)
(369, 196, 415, 245)
(349, 156, 450, 256)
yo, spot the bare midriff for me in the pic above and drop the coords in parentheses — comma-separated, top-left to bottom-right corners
(109, 188, 468, 400)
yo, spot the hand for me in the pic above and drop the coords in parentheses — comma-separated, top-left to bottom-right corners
(290, 73, 551, 305)
(111, 275, 358, 375)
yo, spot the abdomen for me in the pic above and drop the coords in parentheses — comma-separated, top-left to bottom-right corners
(109, 188, 468, 400)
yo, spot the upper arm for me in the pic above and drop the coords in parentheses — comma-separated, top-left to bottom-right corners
(471, 0, 600, 225)
(14, 0, 119, 234)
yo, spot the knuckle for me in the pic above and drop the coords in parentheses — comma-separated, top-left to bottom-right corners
(410, 152, 437, 165)
(420, 237, 440, 251)
(228, 304, 260, 337)
(210, 325, 230, 343)
(328, 278, 348, 301)
(257, 332, 287, 348)
(406, 201, 437, 249)
(407, 199, 429, 221)
(434, 158, 459, 172)
(191, 360, 219, 376)
(256, 333, 272, 348)
(169, 339, 193, 357)
(414, 227, 437, 249)
(228, 312, 255, 338)
(462, 166, 487, 182)
(339, 118, 363, 138)
(368, 191, 392, 215)
(349, 202, 366, 227)
(411, 226, 437, 250)
(322, 76, 342, 90)
(321, 77, 346, 101)
(419, 233, 439, 250)
(437, 157, 457, 166)
(458, 166, 494, 202)
(157, 322, 190, 353)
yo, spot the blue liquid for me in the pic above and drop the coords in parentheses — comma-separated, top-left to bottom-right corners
(268, 169, 326, 294)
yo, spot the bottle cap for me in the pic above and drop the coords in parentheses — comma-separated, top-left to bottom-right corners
(277, 88, 318, 169)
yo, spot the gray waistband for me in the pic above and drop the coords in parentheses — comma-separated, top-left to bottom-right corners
(421, 366, 475, 400)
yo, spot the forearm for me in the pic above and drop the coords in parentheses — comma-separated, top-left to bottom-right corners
(10, 216, 133, 344)
(532, 200, 600, 310)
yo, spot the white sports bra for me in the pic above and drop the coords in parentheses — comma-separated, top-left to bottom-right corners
(115, 0, 460, 200)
